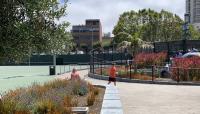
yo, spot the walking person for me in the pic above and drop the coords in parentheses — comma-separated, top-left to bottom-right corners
(108, 63, 117, 86)
(71, 68, 80, 80)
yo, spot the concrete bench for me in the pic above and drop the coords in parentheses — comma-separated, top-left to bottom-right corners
(72, 107, 89, 114)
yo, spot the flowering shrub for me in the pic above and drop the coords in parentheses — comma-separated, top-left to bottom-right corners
(135, 52, 167, 68)
(1, 79, 92, 114)
(171, 57, 200, 81)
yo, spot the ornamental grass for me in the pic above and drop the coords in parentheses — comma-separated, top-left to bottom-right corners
(0, 79, 92, 114)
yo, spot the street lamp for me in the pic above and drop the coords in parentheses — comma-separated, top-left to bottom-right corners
(182, 13, 190, 53)
(89, 28, 95, 73)
(89, 28, 94, 50)
(112, 40, 116, 62)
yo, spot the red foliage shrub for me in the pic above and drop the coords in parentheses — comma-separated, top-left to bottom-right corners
(171, 57, 200, 81)
(135, 52, 167, 68)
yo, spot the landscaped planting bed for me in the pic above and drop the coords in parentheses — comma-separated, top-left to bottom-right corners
(0, 79, 105, 114)
(171, 57, 200, 81)
(98, 66, 154, 80)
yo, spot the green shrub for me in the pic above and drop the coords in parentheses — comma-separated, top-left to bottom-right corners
(118, 70, 126, 76)
(140, 71, 144, 75)
(102, 69, 108, 76)
(78, 86, 88, 96)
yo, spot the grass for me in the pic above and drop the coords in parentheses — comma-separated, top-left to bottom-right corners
(87, 83, 100, 106)
(87, 92, 96, 106)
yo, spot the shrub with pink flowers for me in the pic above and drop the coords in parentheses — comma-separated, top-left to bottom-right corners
(135, 52, 167, 68)
(171, 57, 200, 81)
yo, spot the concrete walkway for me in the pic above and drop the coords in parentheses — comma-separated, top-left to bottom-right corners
(56, 70, 200, 114)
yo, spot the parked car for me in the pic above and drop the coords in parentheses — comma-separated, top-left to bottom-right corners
(182, 52, 200, 58)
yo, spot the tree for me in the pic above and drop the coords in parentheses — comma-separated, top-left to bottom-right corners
(0, 0, 72, 62)
(93, 41, 102, 49)
(113, 9, 185, 43)
(189, 25, 200, 40)
(117, 32, 153, 55)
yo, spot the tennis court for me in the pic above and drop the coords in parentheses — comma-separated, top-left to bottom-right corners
(0, 65, 89, 93)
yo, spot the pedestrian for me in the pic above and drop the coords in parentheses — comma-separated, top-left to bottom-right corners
(108, 63, 117, 86)
(71, 68, 80, 80)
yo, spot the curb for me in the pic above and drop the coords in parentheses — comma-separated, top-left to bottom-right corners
(99, 85, 123, 114)
(89, 73, 200, 86)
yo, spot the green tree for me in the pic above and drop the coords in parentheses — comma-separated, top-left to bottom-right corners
(113, 9, 185, 43)
(93, 41, 102, 49)
(0, 0, 72, 62)
(189, 25, 200, 40)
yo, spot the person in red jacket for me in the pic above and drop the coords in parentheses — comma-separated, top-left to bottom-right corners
(108, 63, 117, 86)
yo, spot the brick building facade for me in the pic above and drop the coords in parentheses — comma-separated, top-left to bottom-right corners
(71, 19, 102, 48)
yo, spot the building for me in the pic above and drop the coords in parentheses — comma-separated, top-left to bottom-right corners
(186, 0, 200, 31)
(71, 19, 102, 48)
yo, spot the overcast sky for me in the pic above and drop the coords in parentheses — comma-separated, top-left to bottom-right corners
(61, 0, 185, 34)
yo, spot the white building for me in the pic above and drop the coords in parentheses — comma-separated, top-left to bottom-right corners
(186, 0, 200, 31)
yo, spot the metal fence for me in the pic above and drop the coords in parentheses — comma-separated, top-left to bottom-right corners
(90, 48, 200, 84)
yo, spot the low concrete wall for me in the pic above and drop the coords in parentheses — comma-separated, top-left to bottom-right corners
(89, 73, 200, 86)
(100, 85, 123, 114)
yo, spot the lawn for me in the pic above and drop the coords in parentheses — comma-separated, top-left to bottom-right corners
(0, 65, 89, 93)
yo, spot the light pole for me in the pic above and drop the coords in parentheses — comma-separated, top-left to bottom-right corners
(182, 13, 190, 54)
(89, 28, 94, 50)
(92, 29, 94, 50)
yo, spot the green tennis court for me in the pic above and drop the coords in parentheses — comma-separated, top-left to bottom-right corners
(0, 65, 89, 93)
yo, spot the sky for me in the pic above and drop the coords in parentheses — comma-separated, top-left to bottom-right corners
(60, 0, 185, 34)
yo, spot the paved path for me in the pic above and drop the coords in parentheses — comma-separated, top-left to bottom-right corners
(56, 70, 200, 114)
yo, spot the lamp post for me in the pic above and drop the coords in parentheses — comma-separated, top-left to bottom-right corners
(89, 28, 94, 50)
(89, 28, 95, 73)
(112, 40, 115, 62)
(182, 13, 190, 54)
(92, 29, 94, 50)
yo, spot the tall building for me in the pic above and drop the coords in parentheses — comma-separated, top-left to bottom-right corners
(186, 0, 200, 31)
(71, 19, 102, 48)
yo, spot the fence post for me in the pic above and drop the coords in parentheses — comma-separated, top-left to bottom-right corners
(101, 61, 103, 75)
(59, 66, 61, 74)
(64, 65, 65, 73)
(177, 68, 180, 83)
(126, 65, 128, 79)
(130, 64, 132, 79)
(90, 61, 91, 73)
(93, 51, 95, 74)
(152, 65, 154, 82)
